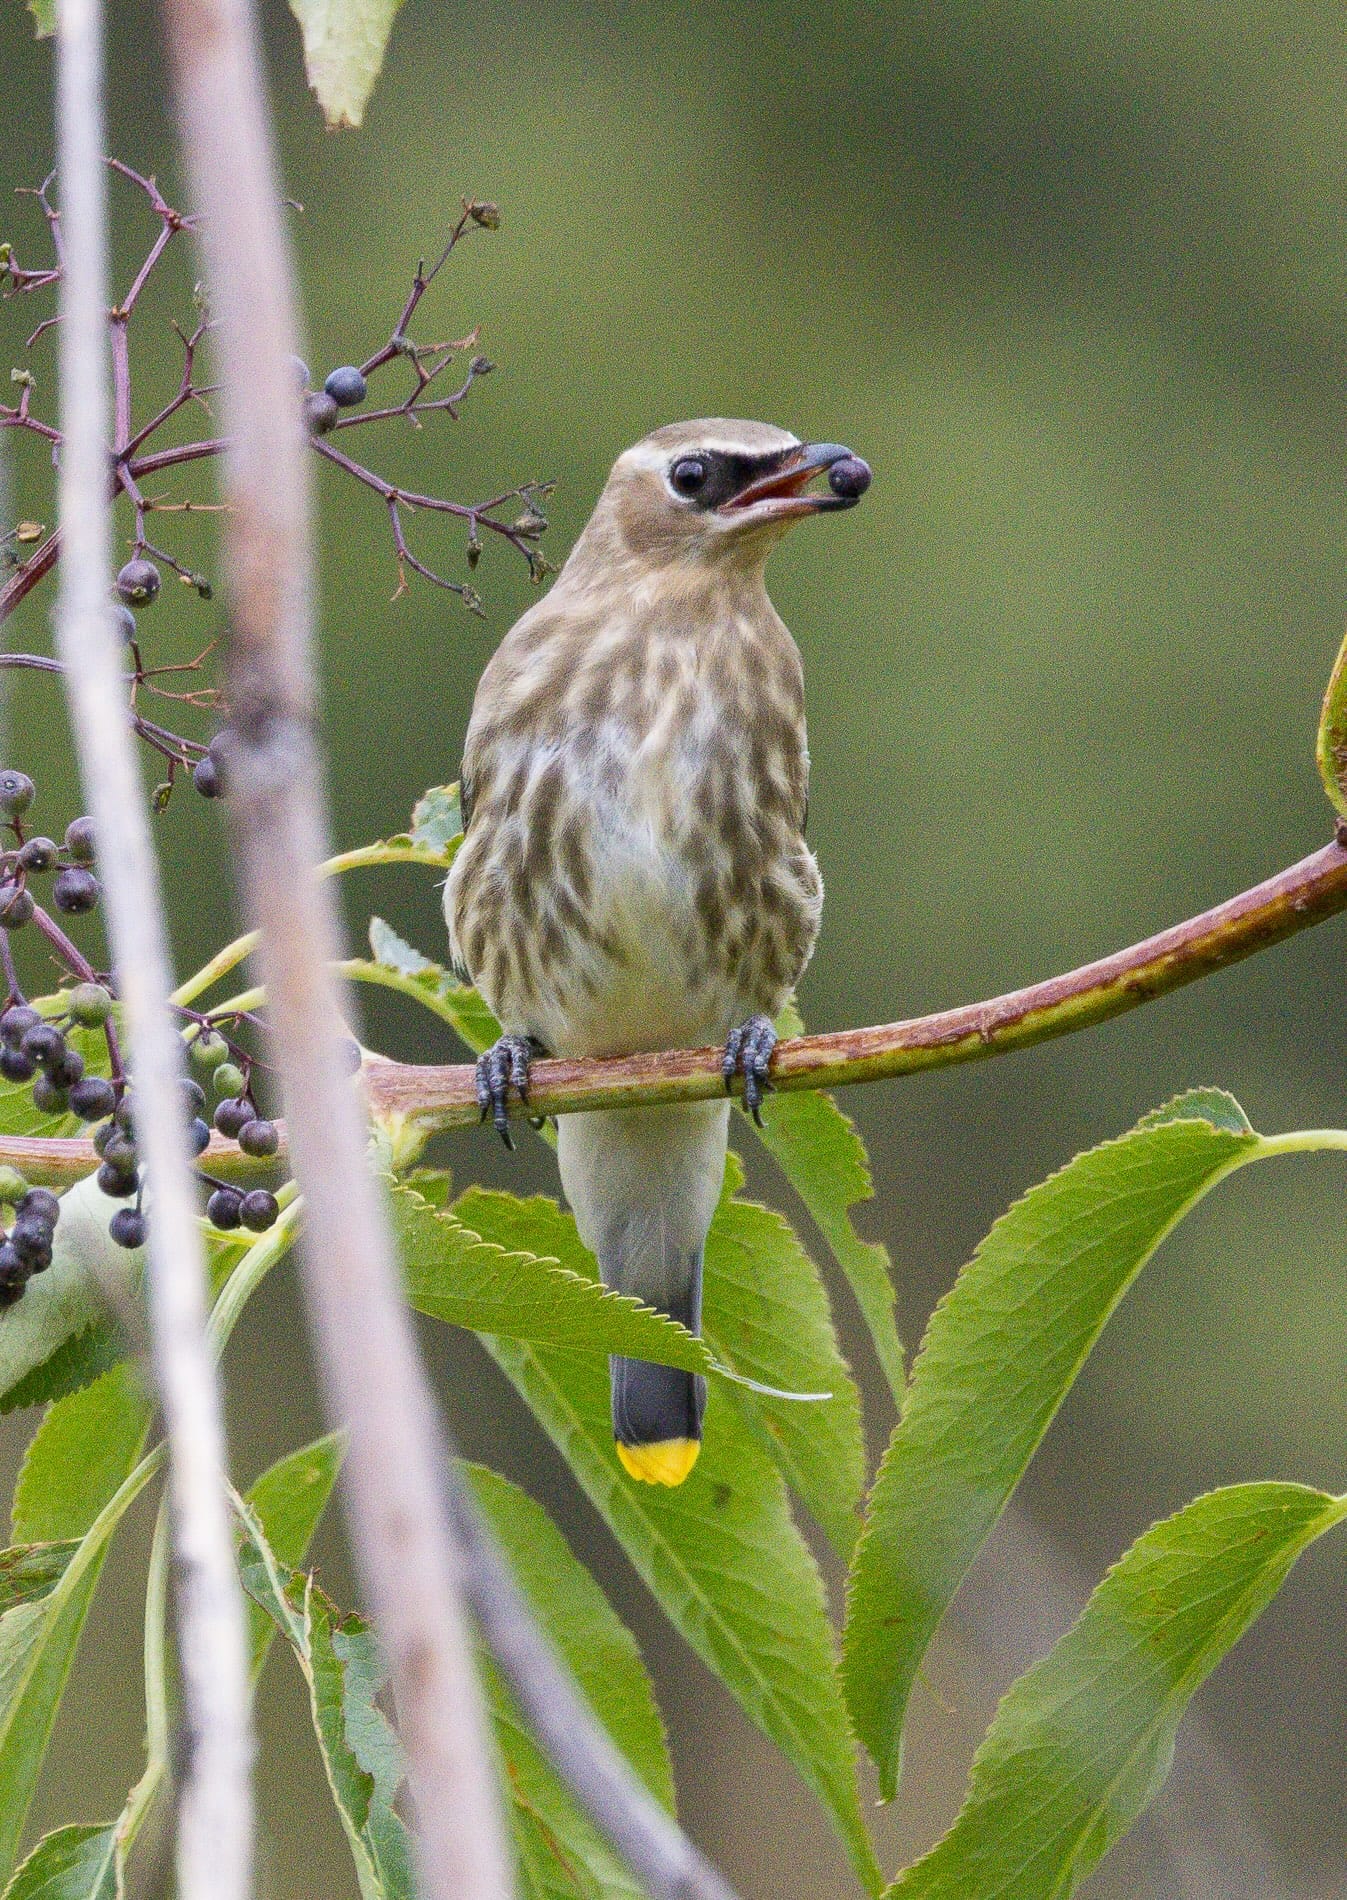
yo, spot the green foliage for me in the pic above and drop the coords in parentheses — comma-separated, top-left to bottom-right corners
(455, 1186, 884, 1895)
(21, 0, 53, 44)
(286, 0, 407, 128)
(243, 1433, 345, 1679)
(0, 1825, 115, 1900)
(842, 1089, 1267, 1797)
(886, 1484, 1347, 1899)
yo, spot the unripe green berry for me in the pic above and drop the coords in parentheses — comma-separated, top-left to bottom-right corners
(212, 1061, 246, 1098)
(189, 1030, 229, 1074)
(0, 1167, 28, 1205)
(68, 982, 113, 1027)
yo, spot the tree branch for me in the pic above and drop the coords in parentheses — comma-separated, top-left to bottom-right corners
(53, 7, 254, 1900)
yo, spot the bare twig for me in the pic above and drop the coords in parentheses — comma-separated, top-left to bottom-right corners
(156, 3, 515, 1898)
(53, 9, 254, 1900)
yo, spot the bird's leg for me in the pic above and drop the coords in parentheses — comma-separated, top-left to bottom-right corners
(722, 1014, 778, 1125)
(476, 1032, 544, 1150)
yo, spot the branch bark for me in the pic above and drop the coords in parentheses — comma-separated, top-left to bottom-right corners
(53, 6, 254, 1900)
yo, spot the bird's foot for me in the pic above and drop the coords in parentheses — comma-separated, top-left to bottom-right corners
(476, 1032, 541, 1150)
(722, 1014, 778, 1125)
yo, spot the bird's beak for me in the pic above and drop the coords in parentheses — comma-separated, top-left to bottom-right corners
(718, 441, 870, 522)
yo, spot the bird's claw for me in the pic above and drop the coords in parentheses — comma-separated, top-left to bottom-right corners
(476, 1032, 536, 1150)
(722, 1015, 778, 1125)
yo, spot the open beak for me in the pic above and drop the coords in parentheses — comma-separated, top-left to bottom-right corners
(719, 441, 869, 521)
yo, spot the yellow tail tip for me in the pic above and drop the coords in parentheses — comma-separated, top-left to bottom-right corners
(616, 1438, 701, 1486)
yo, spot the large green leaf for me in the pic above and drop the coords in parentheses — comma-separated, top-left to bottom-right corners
(0, 1824, 115, 1900)
(243, 1433, 345, 1680)
(752, 1002, 905, 1403)
(397, 1176, 716, 1375)
(842, 1089, 1275, 1799)
(0, 1367, 154, 1880)
(0, 1173, 144, 1416)
(0, 1545, 77, 1616)
(886, 1483, 1347, 1898)
(705, 1156, 864, 1557)
(287, 0, 407, 128)
(458, 1188, 881, 1894)
(235, 1497, 414, 1900)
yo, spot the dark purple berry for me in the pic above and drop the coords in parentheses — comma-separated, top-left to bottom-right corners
(189, 1116, 211, 1156)
(0, 1047, 35, 1084)
(240, 1189, 279, 1232)
(290, 355, 311, 391)
(52, 867, 99, 916)
(101, 1132, 138, 1174)
(323, 365, 367, 407)
(0, 1281, 24, 1307)
(0, 771, 35, 818)
(0, 1005, 40, 1048)
(97, 1160, 138, 1199)
(116, 557, 161, 607)
(92, 1119, 116, 1156)
(827, 454, 872, 500)
(182, 1077, 207, 1117)
(213, 1097, 253, 1140)
(22, 1023, 65, 1066)
(46, 1047, 85, 1089)
(17, 837, 57, 873)
(68, 983, 113, 1027)
(32, 1075, 68, 1115)
(192, 757, 222, 799)
(64, 817, 96, 863)
(206, 1186, 243, 1230)
(10, 1220, 52, 1270)
(0, 887, 34, 930)
(18, 1187, 60, 1227)
(69, 1075, 116, 1122)
(109, 1207, 147, 1248)
(113, 1095, 135, 1132)
(237, 1118, 279, 1158)
(0, 1242, 29, 1290)
(111, 602, 138, 644)
(302, 390, 339, 435)
(207, 732, 230, 773)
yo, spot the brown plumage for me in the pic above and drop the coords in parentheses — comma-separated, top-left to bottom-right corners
(446, 419, 870, 1484)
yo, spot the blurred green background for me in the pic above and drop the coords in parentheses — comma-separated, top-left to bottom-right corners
(4, 1, 1347, 1893)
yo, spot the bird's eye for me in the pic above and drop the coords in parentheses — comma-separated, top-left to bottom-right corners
(670, 456, 708, 497)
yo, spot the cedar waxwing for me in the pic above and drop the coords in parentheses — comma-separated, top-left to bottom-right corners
(446, 420, 871, 1484)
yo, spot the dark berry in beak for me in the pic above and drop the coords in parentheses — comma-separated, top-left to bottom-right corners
(828, 455, 872, 501)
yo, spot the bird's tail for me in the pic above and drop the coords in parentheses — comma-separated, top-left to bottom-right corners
(557, 1099, 730, 1486)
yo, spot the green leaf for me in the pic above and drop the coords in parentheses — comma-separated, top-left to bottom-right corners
(0, 1824, 116, 1900)
(397, 1177, 717, 1375)
(465, 1462, 674, 1812)
(408, 784, 463, 860)
(243, 1433, 345, 1679)
(235, 1498, 413, 1900)
(363, 918, 500, 1053)
(753, 1002, 905, 1402)
(0, 1367, 153, 1880)
(0, 1544, 77, 1615)
(458, 1188, 882, 1895)
(706, 1156, 864, 1558)
(1318, 616, 1347, 814)
(25, 0, 56, 40)
(0, 1173, 145, 1416)
(0, 1325, 123, 1421)
(886, 1483, 1347, 1899)
(842, 1089, 1269, 1799)
(287, 0, 407, 128)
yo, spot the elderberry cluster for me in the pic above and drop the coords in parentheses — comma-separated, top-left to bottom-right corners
(0, 771, 100, 932)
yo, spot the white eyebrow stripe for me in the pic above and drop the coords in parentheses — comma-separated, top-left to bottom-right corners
(620, 432, 801, 475)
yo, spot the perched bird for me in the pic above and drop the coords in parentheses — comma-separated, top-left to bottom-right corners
(446, 420, 871, 1485)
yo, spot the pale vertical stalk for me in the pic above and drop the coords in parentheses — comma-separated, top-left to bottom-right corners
(52, 5, 254, 1899)
(156, 4, 514, 1896)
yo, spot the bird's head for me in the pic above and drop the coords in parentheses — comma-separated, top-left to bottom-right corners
(573, 419, 871, 578)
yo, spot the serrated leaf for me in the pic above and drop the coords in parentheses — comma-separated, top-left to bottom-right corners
(363, 918, 500, 1053)
(843, 1089, 1271, 1799)
(0, 1323, 123, 1420)
(458, 1188, 881, 1895)
(706, 1156, 864, 1557)
(396, 1177, 716, 1375)
(0, 1173, 144, 1415)
(0, 1367, 153, 1880)
(886, 1483, 1347, 1899)
(235, 1497, 413, 1900)
(408, 784, 463, 859)
(0, 1823, 116, 1900)
(287, 0, 406, 128)
(753, 1002, 905, 1402)
(465, 1462, 674, 1812)
(243, 1433, 345, 1680)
